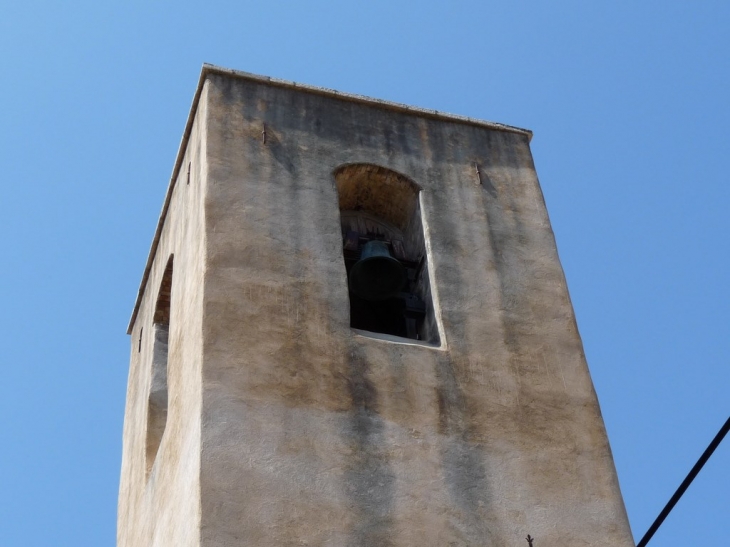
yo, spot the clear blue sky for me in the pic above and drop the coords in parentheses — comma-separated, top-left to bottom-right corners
(1, 1, 727, 545)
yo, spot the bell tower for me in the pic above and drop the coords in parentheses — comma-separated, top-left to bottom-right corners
(118, 65, 634, 547)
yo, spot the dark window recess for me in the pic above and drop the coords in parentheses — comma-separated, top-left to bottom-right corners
(335, 164, 440, 345)
(146, 255, 172, 477)
(344, 234, 428, 340)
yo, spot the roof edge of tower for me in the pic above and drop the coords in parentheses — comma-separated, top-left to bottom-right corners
(201, 63, 533, 138)
(127, 64, 533, 333)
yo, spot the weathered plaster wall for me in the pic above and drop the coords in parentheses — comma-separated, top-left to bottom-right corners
(117, 84, 210, 547)
(198, 73, 634, 547)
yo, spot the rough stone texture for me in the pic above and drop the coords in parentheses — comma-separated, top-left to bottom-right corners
(119, 66, 635, 547)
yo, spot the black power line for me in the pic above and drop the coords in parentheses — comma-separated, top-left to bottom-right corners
(637, 415, 730, 547)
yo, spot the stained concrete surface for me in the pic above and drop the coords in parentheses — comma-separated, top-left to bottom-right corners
(119, 66, 635, 547)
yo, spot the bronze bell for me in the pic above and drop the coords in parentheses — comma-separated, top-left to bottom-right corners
(349, 240, 406, 301)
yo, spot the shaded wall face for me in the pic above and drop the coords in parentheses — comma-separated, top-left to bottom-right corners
(117, 88, 208, 547)
(200, 75, 633, 547)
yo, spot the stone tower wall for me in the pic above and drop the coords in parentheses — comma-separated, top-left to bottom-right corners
(194, 72, 634, 546)
(118, 85, 210, 547)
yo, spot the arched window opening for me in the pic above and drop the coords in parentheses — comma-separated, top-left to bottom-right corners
(335, 164, 440, 345)
(146, 255, 173, 476)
